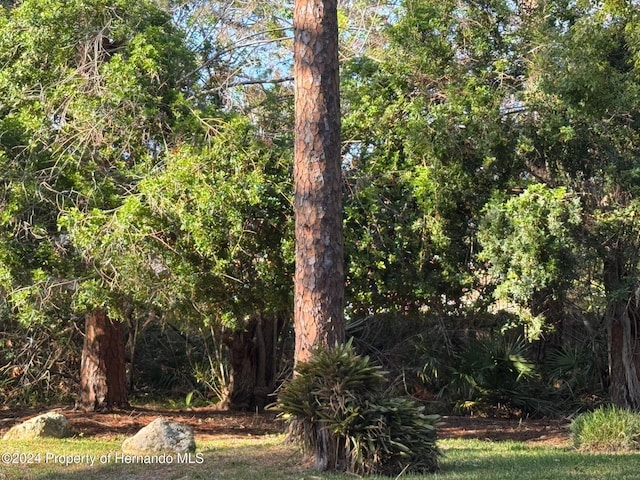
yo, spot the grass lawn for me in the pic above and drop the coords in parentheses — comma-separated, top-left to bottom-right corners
(1, 435, 639, 480)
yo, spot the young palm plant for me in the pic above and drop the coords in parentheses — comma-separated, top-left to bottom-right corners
(431, 335, 550, 415)
(275, 340, 441, 475)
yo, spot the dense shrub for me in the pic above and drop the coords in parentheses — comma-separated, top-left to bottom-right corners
(544, 340, 607, 411)
(347, 310, 610, 418)
(571, 405, 640, 451)
(417, 332, 561, 416)
(275, 340, 441, 475)
(0, 318, 81, 406)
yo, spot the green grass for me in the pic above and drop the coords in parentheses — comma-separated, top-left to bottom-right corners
(1, 435, 640, 479)
(432, 439, 640, 480)
(570, 405, 640, 452)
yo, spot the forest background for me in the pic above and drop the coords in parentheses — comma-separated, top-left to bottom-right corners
(2, 0, 640, 418)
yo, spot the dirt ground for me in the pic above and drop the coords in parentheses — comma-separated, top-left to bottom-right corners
(0, 406, 571, 446)
(438, 415, 570, 446)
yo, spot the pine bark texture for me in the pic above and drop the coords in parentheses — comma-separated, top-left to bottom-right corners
(293, 0, 345, 366)
(79, 309, 129, 411)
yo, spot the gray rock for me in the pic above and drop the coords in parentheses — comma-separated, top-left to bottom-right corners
(121, 417, 195, 455)
(2, 412, 72, 440)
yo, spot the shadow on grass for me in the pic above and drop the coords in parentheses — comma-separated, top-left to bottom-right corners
(4, 439, 640, 480)
(1, 440, 310, 480)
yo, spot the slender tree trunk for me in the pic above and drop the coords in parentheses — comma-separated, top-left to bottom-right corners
(604, 251, 640, 409)
(293, 0, 345, 366)
(224, 315, 284, 411)
(225, 327, 255, 411)
(78, 308, 129, 411)
(608, 303, 640, 409)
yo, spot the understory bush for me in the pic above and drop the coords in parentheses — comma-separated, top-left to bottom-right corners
(544, 339, 607, 411)
(571, 405, 640, 451)
(275, 340, 441, 475)
(417, 332, 559, 416)
(0, 318, 81, 406)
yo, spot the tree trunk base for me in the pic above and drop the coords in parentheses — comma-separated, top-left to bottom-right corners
(78, 309, 129, 411)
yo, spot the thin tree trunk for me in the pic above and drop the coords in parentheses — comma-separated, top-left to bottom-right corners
(604, 252, 640, 409)
(78, 308, 128, 411)
(225, 327, 255, 411)
(224, 315, 283, 411)
(608, 299, 640, 409)
(293, 0, 345, 366)
(314, 421, 346, 471)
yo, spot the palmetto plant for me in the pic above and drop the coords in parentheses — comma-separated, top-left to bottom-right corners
(422, 335, 549, 415)
(546, 340, 606, 397)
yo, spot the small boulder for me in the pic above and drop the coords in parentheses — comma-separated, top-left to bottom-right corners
(121, 417, 195, 455)
(2, 412, 72, 440)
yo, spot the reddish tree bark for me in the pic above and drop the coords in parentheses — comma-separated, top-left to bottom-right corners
(78, 308, 129, 411)
(293, 0, 345, 366)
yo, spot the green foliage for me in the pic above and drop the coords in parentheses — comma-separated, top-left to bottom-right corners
(349, 312, 602, 417)
(341, 0, 525, 317)
(478, 185, 582, 338)
(419, 334, 552, 416)
(0, 0, 293, 332)
(61, 117, 293, 328)
(347, 313, 441, 380)
(343, 0, 640, 414)
(275, 341, 441, 475)
(571, 405, 640, 451)
(545, 340, 607, 409)
(480, 185, 581, 298)
(0, 0, 297, 410)
(518, 0, 640, 274)
(0, 0, 197, 321)
(5, 0, 640, 416)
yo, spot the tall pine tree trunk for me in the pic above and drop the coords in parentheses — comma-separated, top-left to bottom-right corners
(293, 0, 345, 366)
(293, 0, 346, 471)
(78, 308, 129, 411)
